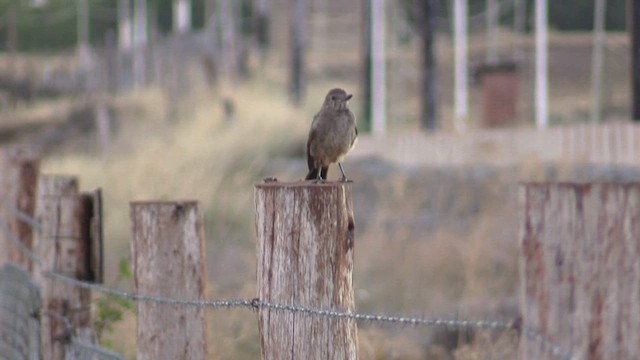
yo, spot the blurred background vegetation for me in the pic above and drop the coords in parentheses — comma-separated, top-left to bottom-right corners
(0, 0, 637, 358)
(0, 0, 627, 52)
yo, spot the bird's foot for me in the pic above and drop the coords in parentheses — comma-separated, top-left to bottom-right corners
(340, 177, 353, 183)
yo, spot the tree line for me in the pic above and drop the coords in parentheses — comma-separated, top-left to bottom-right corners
(0, 0, 628, 53)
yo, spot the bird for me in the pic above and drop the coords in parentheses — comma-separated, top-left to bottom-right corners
(305, 88, 358, 182)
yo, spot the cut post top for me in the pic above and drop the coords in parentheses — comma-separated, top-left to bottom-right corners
(130, 200, 199, 206)
(255, 179, 354, 189)
(519, 181, 640, 190)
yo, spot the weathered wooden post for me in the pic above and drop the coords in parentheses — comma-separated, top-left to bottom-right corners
(519, 183, 640, 360)
(37, 175, 79, 197)
(130, 201, 207, 360)
(33, 175, 98, 360)
(0, 145, 39, 270)
(254, 181, 358, 359)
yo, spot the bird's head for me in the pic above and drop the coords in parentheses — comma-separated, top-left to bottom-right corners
(323, 88, 353, 110)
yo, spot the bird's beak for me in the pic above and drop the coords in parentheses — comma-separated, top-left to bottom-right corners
(345, 94, 353, 101)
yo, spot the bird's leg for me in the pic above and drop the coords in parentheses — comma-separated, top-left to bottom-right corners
(338, 163, 352, 182)
(314, 167, 324, 183)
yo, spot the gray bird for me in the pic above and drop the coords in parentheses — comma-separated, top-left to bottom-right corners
(305, 88, 358, 182)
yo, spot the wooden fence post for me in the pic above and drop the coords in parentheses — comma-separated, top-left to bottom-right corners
(33, 175, 96, 360)
(0, 145, 40, 270)
(519, 182, 640, 360)
(36, 175, 79, 197)
(130, 201, 207, 360)
(254, 181, 358, 359)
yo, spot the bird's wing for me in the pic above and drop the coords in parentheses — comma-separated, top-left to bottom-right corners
(351, 112, 358, 147)
(310, 112, 320, 129)
(306, 126, 317, 171)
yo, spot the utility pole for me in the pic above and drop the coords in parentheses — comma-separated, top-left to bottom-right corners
(255, 0, 271, 62)
(77, 0, 90, 67)
(453, 0, 468, 131)
(361, 0, 372, 132)
(118, 0, 132, 51)
(590, 0, 606, 123)
(632, 0, 640, 121)
(535, 0, 548, 128)
(486, 0, 498, 63)
(133, 0, 148, 87)
(219, 0, 238, 86)
(290, 0, 308, 105)
(173, 0, 191, 33)
(513, 0, 525, 59)
(417, 0, 437, 130)
(371, 0, 386, 134)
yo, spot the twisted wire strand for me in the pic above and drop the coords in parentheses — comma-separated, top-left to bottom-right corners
(69, 337, 128, 360)
(46, 271, 572, 359)
(0, 217, 43, 266)
(1, 200, 42, 231)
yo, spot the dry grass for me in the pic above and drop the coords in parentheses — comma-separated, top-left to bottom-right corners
(45, 79, 308, 251)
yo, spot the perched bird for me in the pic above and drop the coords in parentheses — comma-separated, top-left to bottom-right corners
(305, 88, 358, 182)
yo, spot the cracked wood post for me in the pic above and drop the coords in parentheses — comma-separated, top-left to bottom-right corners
(519, 183, 640, 360)
(255, 181, 358, 359)
(131, 201, 207, 360)
(0, 145, 39, 270)
(32, 175, 95, 360)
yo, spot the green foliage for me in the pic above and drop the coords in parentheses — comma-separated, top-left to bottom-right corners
(0, 0, 214, 51)
(93, 257, 135, 343)
(0, 0, 628, 53)
(0, 0, 117, 51)
(549, 0, 627, 31)
(118, 255, 131, 278)
(398, 0, 626, 34)
(504, 0, 626, 31)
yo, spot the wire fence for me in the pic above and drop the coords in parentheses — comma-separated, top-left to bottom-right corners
(0, 263, 40, 360)
(67, 334, 127, 360)
(0, 199, 574, 360)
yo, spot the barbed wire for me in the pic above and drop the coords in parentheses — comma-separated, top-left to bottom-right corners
(44, 270, 572, 360)
(46, 271, 506, 329)
(1, 200, 42, 230)
(0, 199, 574, 360)
(0, 216, 43, 266)
(44, 270, 256, 310)
(69, 336, 128, 360)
